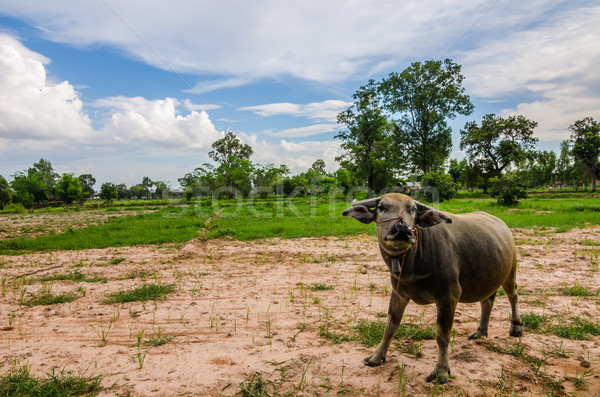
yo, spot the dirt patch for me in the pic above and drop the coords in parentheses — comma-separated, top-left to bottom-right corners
(0, 228, 599, 396)
(0, 208, 155, 239)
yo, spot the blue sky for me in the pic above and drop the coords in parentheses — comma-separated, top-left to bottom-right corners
(0, 0, 599, 188)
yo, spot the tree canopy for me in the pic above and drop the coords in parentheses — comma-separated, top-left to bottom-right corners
(569, 117, 600, 192)
(55, 173, 83, 204)
(335, 80, 394, 195)
(460, 114, 539, 190)
(379, 59, 474, 174)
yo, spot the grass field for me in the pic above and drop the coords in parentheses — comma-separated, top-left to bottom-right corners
(1, 194, 599, 254)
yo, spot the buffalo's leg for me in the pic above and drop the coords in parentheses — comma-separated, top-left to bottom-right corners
(468, 292, 496, 339)
(364, 290, 409, 366)
(426, 296, 458, 384)
(503, 256, 523, 337)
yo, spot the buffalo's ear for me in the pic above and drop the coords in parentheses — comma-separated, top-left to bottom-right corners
(342, 205, 376, 224)
(415, 200, 452, 227)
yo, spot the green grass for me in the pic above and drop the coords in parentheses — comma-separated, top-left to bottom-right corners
(439, 197, 600, 230)
(562, 284, 594, 296)
(23, 291, 79, 307)
(2, 195, 600, 254)
(0, 364, 102, 396)
(550, 316, 600, 340)
(320, 320, 436, 348)
(521, 312, 547, 330)
(0, 206, 208, 254)
(205, 198, 372, 241)
(308, 282, 334, 291)
(40, 270, 106, 283)
(103, 283, 175, 304)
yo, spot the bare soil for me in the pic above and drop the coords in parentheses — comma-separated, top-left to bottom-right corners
(0, 208, 155, 239)
(1, 227, 599, 396)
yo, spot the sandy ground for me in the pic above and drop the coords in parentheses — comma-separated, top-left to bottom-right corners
(0, 227, 599, 396)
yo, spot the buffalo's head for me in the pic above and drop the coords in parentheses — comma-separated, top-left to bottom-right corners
(343, 193, 452, 255)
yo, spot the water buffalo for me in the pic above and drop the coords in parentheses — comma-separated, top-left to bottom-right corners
(343, 193, 522, 383)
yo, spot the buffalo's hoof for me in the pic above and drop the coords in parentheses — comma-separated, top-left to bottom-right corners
(510, 329, 523, 337)
(468, 329, 487, 340)
(364, 356, 385, 367)
(426, 371, 449, 384)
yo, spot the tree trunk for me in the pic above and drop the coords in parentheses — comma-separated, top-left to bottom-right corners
(592, 169, 597, 192)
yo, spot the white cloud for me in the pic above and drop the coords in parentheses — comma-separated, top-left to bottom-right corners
(182, 99, 221, 112)
(185, 77, 253, 94)
(0, 33, 94, 141)
(239, 100, 351, 122)
(267, 124, 340, 139)
(461, 5, 600, 141)
(0, 0, 495, 87)
(93, 96, 223, 149)
(250, 138, 342, 173)
(0, 34, 224, 183)
(0, 34, 50, 64)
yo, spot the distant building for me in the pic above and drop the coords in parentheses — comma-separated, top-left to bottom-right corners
(405, 182, 421, 191)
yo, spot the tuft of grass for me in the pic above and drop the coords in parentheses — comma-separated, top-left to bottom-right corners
(235, 372, 272, 397)
(0, 364, 102, 396)
(308, 283, 334, 291)
(396, 322, 437, 341)
(144, 328, 175, 347)
(563, 284, 593, 296)
(319, 325, 353, 344)
(521, 312, 547, 330)
(103, 283, 175, 304)
(352, 320, 435, 348)
(23, 291, 78, 307)
(110, 257, 125, 265)
(551, 316, 600, 340)
(40, 270, 106, 283)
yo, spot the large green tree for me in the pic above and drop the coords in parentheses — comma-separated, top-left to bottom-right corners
(378, 59, 474, 174)
(209, 132, 253, 166)
(99, 182, 118, 203)
(569, 117, 600, 192)
(336, 80, 394, 195)
(209, 132, 255, 197)
(10, 169, 47, 207)
(460, 114, 539, 191)
(78, 174, 96, 198)
(32, 158, 58, 197)
(56, 173, 83, 204)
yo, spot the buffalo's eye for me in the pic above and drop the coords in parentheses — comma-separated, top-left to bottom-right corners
(377, 205, 385, 212)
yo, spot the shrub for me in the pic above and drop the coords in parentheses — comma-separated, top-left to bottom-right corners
(0, 203, 29, 214)
(488, 171, 528, 206)
(419, 171, 459, 202)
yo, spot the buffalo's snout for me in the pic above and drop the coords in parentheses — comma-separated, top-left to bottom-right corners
(385, 223, 414, 242)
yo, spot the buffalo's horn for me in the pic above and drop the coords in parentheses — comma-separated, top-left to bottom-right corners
(350, 197, 382, 208)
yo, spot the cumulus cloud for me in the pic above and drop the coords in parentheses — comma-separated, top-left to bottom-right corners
(0, 33, 94, 141)
(0, 33, 223, 178)
(92, 96, 223, 149)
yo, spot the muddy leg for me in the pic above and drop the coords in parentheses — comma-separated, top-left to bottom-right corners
(426, 297, 458, 384)
(468, 292, 496, 339)
(364, 290, 410, 366)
